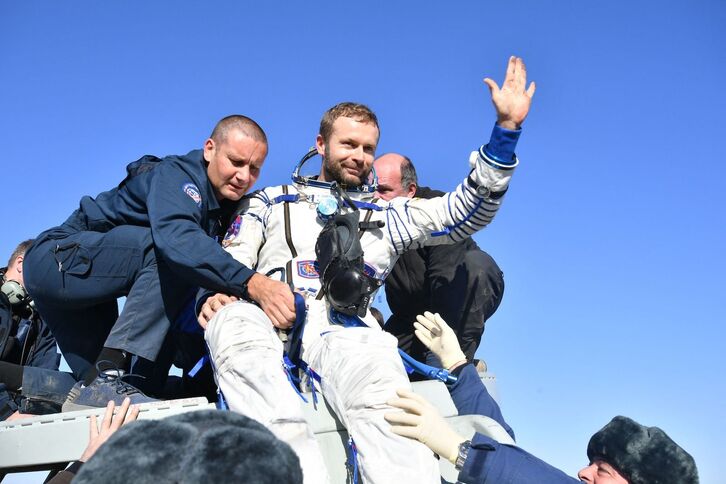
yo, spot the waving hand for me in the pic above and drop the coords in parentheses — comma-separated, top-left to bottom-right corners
(484, 56, 536, 130)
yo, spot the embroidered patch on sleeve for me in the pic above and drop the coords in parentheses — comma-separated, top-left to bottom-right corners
(222, 215, 242, 247)
(182, 183, 202, 207)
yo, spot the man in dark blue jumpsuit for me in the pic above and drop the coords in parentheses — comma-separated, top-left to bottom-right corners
(1, 240, 76, 419)
(23, 115, 267, 409)
(385, 313, 699, 484)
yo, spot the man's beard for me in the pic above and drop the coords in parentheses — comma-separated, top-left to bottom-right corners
(323, 145, 370, 187)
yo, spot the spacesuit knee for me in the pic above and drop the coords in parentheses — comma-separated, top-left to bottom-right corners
(310, 328, 409, 415)
(204, 301, 282, 374)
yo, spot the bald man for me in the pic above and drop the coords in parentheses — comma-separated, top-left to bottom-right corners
(374, 153, 505, 372)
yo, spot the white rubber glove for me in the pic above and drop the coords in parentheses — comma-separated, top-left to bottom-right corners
(414, 311, 467, 370)
(384, 389, 467, 463)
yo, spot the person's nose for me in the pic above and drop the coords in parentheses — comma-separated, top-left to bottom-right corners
(352, 145, 365, 163)
(235, 166, 250, 185)
(577, 463, 596, 482)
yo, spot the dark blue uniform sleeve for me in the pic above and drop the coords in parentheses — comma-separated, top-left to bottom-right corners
(0, 294, 11, 360)
(449, 364, 515, 440)
(146, 162, 255, 296)
(26, 317, 61, 370)
(450, 365, 580, 483)
(458, 433, 580, 484)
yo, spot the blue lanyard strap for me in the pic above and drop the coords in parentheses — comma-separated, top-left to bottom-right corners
(398, 349, 458, 384)
(346, 437, 360, 484)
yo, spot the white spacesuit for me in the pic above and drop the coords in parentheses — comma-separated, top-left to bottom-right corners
(204, 146, 517, 484)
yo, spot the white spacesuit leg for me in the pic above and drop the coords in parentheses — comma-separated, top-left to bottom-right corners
(205, 301, 330, 484)
(304, 326, 441, 484)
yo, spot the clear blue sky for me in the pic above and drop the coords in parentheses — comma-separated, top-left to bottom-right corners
(2, 1, 724, 482)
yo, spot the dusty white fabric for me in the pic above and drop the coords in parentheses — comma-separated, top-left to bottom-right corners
(205, 301, 331, 484)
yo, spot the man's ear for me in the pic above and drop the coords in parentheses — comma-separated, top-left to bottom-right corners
(203, 138, 215, 159)
(15, 256, 23, 273)
(315, 134, 326, 157)
(406, 183, 417, 198)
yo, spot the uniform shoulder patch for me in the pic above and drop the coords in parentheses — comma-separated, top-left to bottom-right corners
(222, 215, 242, 247)
(182, 182, 202, 207)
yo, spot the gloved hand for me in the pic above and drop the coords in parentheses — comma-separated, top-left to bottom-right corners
(414, 311, 467, 370)
(384, 389, 466, 464)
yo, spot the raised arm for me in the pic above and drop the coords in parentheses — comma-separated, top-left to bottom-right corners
(384, 56, 536, 254)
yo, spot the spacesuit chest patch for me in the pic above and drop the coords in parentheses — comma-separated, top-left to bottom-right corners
(362, 263, 377, 278)
(297, 260, 320, 278)
(222, 215, 242, 247)
(296, 260, 378, 279)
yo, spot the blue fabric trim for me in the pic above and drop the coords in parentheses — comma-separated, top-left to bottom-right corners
(479, 146, 517, 171)
(391, 207, 413, 251)
(484, 123, 521, 164)
(272, 194, 300, 204)
(343, 199, 383, 211)
(329, 309, 369, 328)
(246, 212, 264, 225)
(188, 355, 208, 377)
(446, 191, 456, 228)
(346, 437, 360, 484)
(432, 195, 485, 238)
(385, 209, 399, 255)
(216, 388, 229, 410)
(388, 208, 406, 254)
(283, 355, 309, 404)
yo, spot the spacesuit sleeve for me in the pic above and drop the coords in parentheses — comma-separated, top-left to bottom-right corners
(146, 162, 255, 295)
(383, 144, 517, 254)
(221, 190, 270, 269)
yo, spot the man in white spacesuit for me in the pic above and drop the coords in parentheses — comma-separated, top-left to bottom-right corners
(197, 56, 535, 483)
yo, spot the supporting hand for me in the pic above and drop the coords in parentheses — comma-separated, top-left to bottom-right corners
(484, 56, 536, 130)
(246, 273, 296, 329)
(197, 293, 239, 329)
(5, 411, 33, 421)
(80, 398, 139, 462)
(385, 389, 467, 464)
(414, 312, 467, 370)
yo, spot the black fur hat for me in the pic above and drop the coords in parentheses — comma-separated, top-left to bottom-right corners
(587, 416, 698, 484)
(74, 410, 303, 484)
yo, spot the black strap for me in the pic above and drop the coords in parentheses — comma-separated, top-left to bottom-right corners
(358, 198, 377, 237)
(316, 202, 379, 302)
(282, 186, 297, 286)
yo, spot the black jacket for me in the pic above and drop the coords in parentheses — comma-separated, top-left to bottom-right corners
(0, 276, 59, 371)
(384, 186, 504, 361)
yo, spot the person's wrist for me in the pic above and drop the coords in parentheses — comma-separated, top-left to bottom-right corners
(442, 349, 467, 370)
(447, 359, 468, 372)
(496, 119, 519, 130)
(244, 273, 265, 302)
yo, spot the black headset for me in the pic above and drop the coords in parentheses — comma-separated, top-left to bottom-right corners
(1, 276, 32, 308)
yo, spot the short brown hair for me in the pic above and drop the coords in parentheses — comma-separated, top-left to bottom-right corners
(8, 239, 34, 268)
(210, 115, 267, 145)
(319, 102, 379, 143)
